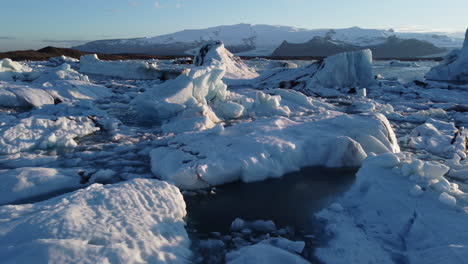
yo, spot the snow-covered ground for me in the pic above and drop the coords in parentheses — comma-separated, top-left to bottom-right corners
(0, 38, 467, 263)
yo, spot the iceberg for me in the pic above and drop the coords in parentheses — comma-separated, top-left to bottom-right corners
(254, 49, 374, 95)
(133, 61, 290, 133)
(194, 41, 259, 80)
(425, 28, 468, 82)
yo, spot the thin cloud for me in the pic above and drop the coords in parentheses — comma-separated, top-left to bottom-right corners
(154, 0, 161, 8)
(153, 0, 185, 9)
(41, 39, 88, 46)
(129, 1, 139, 7)
(0, 37, 16, 40)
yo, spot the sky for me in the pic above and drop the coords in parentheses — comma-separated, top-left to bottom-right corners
(0, 0, 466, 51)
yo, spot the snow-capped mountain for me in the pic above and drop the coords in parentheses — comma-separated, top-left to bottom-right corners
(74, 24, 464, 56)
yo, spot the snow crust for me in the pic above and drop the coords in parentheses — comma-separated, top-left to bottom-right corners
(425, 28, 468, 82)
(0, 179, 191, 264)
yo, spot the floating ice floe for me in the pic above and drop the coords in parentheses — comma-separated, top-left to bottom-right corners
(405, 118, 466, 159)
(425, 28, 468, 82)
(316, 152, 468, 264)
(80, 54, 185, 80)
(388, 60, 419, 67)
(194, 41, 259, 80)
(0, 167, 82, 205)
(0, 64, 110, 108)
(34, 63, 89, 83)
(226, 244, 309, 264)
(0, 179, 192, 263)
(0, 115, 99, 155)
(0, 58, 39, 82)
(150, 113, 399, 189)
(47, 56, 79, 67)
(254, 49, 374, 95)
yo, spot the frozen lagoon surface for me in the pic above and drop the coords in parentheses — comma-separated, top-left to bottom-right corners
(0, 41, 467, 264)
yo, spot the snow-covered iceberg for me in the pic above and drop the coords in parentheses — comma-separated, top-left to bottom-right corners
(254, 49, 374, 95)
(0, 179, 191, 263)
(150, 113, 399, 189)
(316, 152, 468, 264)
(425, 29, 468, 82)
(80, 54, 183, 80)
(194, 41, 259, 79)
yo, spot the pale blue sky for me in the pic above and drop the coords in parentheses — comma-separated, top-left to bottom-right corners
(1, 0, 466, 51)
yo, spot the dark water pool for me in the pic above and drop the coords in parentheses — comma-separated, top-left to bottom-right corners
(184, 166, 357, 263)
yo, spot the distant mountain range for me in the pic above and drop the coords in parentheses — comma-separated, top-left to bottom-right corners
(73, 24, 464, 57)
(272, 36, 447, 58)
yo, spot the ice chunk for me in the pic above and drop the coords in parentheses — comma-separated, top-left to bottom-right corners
(0, 116, 98, 155)
(388, 60, 419, 67)
(258, 237, 305, 254)
(0, 179, 191, 263)
(366, 152, 400, 168)
(439, 192, 457, 207)
(0, 58, 38, 81)
(47, 55, 79, 67)
(410, 185, 424, 197)
(194, 41, 259, 79)
(329, 203, 344, 212)
(408, 119, 465, 160)
(0, 167, 81, 205)
(34, 63, 89, 83)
